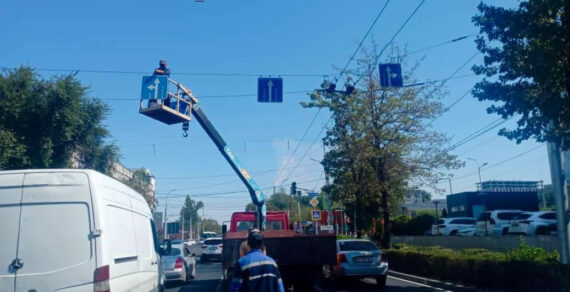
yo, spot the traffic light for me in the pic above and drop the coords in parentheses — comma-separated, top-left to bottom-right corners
(291, 182, 297, 195)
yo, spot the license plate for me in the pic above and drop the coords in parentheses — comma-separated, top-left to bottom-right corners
(355, 257, 372, 263)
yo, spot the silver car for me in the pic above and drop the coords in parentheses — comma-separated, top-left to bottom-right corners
(162, 244, 196, 284)
(332, 239, 388, 288)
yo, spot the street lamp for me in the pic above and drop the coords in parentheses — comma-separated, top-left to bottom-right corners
(467, 158, 488, 189)
(436, 177, 453, 196)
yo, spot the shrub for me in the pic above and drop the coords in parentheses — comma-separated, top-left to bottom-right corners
(385, 243, 567, 292)
(391, 214, 435, 235)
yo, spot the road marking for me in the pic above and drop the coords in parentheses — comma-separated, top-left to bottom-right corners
(388, 275, 452, 292)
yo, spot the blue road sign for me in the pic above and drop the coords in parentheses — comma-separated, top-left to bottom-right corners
(141, 75, 168, 100)
(312, 210, 321, 220)
(379, 64, 403, 88)
(167, 222, 180, 235)
(258, 78, 283, 102)
(307, 192, 319, 199)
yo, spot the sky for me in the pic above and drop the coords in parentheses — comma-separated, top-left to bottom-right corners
(1, 0, 550, 224)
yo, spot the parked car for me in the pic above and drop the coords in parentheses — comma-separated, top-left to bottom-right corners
(162, 243, 196, 284)
(431, 217, 477, 236)
(456, 226, 477, 237)
(201, 237, 223, 262)
(0, 169, 165, 292)
(332, 239, 388, 288)
(508, 211, 557, 235)
(476, 210, 524, 236)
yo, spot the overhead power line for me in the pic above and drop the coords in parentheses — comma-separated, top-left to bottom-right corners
(273, 109, 322, 186)
(449, 117, 511, 151)
(334, 0, 391, 84)
(409, 33, 477, 55)
(452, 144, 545, 181)
(155, 177, 325, 199)
(281, 117, 333, 184)
(354, 0, 427, 86)
(155, 163, 316, 180)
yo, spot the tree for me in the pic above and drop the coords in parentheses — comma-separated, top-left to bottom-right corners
(180, 195, 204, 236)
(0, 67, 119, 173)
(244, 190, 314, 223)
(122, 168, 156, 209)
(202, 218, 222, 234)
(303, 46, 461, 247)
(472, 1, 570, 148)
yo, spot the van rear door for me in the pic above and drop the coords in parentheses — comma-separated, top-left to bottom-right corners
(15, 172, 96, 291)
(0, 173, 25, 292)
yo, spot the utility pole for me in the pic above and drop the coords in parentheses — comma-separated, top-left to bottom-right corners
(547, 141, 570, 264)
(434, 201, 439, 235)
(297, 191, 302, 233)
(468, 158, 488, 190)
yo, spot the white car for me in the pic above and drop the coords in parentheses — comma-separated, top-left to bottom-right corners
(476, 209, 524, 236)
(162, 244, 196, 284)
(431, 217, 477, 236)
(456, 226, 477, 237)
(0, 169, 164, 292)
(200, 237, 223, 262)
(184, 239, 197, 246)
(508, 211, 557, 235)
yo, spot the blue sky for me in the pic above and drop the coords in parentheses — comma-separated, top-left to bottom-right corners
(1, 0, 549, 224)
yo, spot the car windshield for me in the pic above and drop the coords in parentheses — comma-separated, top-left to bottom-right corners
(497, 212, 523, 220)
(205, 239, 222, 245)
(339, 241, 379, 252)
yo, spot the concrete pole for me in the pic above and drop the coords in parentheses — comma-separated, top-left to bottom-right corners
(547, 141, 570, 264)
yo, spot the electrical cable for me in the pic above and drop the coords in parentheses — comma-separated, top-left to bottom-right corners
(451, 144, 545, 181)
(354, 0, 427, 87)
(334, 0, 391, 84)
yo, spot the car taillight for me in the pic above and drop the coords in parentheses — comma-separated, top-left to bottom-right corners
(438, 224, 446, 228)
(94, 265, 110, 292)
(489, 218, 496, 224)
(175, 257, 183, 269)
(337, 253, 347, 264)
(381, 253, 388, 263)
(202, 245, 207, 249)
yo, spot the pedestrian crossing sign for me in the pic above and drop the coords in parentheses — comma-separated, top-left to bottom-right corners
(312, 210, 321, 220)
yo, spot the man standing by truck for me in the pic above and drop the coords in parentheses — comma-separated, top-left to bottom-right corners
(231, 229, 285, 292)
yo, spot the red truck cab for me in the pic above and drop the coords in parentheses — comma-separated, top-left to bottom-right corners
(229, 211, 290, 232)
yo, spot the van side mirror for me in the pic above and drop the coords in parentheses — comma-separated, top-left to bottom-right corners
(222, 224, 227, 234)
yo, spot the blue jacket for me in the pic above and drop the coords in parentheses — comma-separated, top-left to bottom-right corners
(230, 249, 285, 292)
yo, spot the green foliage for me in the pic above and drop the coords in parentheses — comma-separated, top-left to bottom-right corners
(179, 195, 204, 235)
(386, 243, 566, 291)
(336, 234, 351, 240)
(303, 46, 461, 247)
(391, 214, 435, 235)
(506, 238, 559, 263)
(202, 218, 222, 234)
(0, 67, 119, 173)
(121, 169, 155, 209)
(472, 1, 570, 149)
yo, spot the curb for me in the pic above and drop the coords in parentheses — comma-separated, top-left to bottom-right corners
(388, 270, 498, 292)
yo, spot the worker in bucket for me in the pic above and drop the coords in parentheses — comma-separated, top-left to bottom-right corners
(148, 60, 171, 107)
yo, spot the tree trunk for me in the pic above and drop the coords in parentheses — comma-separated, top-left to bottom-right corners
(380, 190, 391, 249)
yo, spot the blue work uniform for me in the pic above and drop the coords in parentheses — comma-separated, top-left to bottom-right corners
(230, 249, 285, 292)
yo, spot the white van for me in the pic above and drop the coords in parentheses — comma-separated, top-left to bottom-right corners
(0, 169, 165, 292)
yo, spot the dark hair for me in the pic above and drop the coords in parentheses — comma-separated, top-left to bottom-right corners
(247, 228, 263, 249)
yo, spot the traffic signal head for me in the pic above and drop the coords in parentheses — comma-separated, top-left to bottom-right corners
(291, 182, 297, 195)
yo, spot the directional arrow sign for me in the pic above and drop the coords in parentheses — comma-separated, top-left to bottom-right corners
(141, 75, 168, 100)
(379, 64, 403, 88)
(258, 78, 283, 103)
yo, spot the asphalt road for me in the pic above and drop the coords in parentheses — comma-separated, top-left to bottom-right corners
(165, 259, 223, 292)
(165, 259, 446, 292)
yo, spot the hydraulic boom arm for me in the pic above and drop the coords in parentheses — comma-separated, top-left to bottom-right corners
(171, 79, 267, 229)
